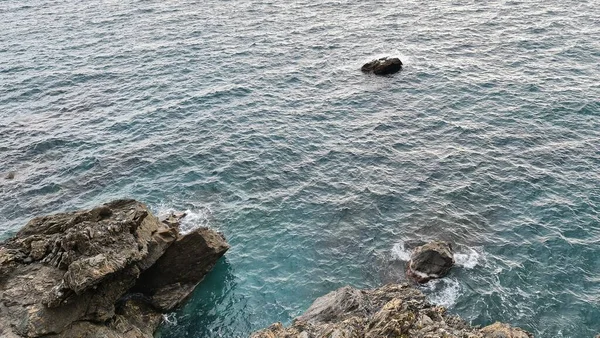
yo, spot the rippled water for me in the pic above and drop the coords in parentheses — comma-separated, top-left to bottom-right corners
(1, 0, 599, 337)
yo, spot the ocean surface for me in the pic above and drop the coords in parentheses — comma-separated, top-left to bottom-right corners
(1, 0, 599, 337)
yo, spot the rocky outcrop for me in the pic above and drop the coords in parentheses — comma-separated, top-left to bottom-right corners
(0, 199, 229, 338)
(133, 227, 230, 311)
(480, 322, 532, 338)
(408, 240, 455, 283)
(361, 57, 403, 75)
(251, 284, 533, 338)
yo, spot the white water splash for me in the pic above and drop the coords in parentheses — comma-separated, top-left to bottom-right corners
(454, 248, 482, 269)
(162, 312, 178, 326)
(421, 278, 462, 309)
(155, 204, 212, 234)
(391, 240, 411, 261)
(391, 241, 483, 270)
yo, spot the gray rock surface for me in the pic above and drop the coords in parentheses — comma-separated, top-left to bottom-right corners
(0, 200, 229, 338)
(408, 240, 455, 283)
(251, 284, 533, 338)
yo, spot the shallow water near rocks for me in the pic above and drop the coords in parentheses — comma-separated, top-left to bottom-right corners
(1, 0, 599, 337)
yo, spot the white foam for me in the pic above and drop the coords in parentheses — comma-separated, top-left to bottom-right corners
(162, 312, 178, 326)
(454, 248, 482, 269)
(155, 204, 212, 234)
(391, 240, 483, 269)
(391, 240, 411, 261)
(421, 278, 462, 309)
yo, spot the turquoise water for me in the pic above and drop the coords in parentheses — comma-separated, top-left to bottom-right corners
(1, 0, 599, 337)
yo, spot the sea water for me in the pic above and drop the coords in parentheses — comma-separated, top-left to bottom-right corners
(1, 0, 599, 337)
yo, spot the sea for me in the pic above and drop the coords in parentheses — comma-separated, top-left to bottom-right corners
(1, 0, 599, 337)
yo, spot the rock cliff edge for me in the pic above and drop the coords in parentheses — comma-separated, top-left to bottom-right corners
(0, 199, 229, 338)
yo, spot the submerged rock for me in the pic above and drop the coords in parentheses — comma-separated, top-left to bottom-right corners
(361, 57, 403, 75)
(5, 171, 15, 180)
(0, 199, 229, 338)
(408, 240, 455, 283)
(251, 284, 533, 338)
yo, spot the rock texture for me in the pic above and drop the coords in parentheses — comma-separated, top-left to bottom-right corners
(0, 200, 229, 338)
(251, 284, 533, 338)
(361, 57, 403, 75)
(408, 240, 455, 283)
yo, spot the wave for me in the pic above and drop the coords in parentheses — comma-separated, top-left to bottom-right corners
(155, 204, 213, 234)
(419, 278, 462, 309)
(391, 240, 412, 261)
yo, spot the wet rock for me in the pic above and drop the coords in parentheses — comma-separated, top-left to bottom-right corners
(361, 57, 403, 75)
(5, 171, 15, 180)
(408, 240, 455, 283)
(251, 284, 532, 338)
(159, 211, 187, 229)
(0, 200, 229, 338)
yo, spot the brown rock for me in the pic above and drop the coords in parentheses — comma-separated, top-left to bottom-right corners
(159, 211, 187, 228)
(251, 284, 533, 338)
(480, 322, 533, 338)
(0, 200, 229, 338)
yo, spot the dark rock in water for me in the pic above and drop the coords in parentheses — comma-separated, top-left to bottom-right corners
(361, 57, 403, 75)
(408, 240, 455, 283)
(251, 284, 533, 338)
(0, 199, 229, 338)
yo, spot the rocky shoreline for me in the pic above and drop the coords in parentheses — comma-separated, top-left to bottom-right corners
(251, 284, 532, 338)
(1, 200, 536, 338)
(0, 200, 229, 337)
(252, 239, 535, 337)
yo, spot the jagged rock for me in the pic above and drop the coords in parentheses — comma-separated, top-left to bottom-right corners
(361, 57, 403, 75)
(251, 284, 533, 338)
(0, 200, 229, 338)
(159, 211, 187, 229)
(480, 322, 533, 338)
(408, 240, 455, 283)
(133, 227, 230, 311)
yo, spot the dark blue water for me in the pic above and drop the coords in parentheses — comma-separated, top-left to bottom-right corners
(1, 0, 599, 337)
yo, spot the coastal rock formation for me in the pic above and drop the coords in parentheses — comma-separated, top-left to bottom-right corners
(361, 57, 403, 75)
(251, 284, 533, 338)
(408, 240, 455, 283)
(0, 200, 229, 338)
(480, 322, 532, 338)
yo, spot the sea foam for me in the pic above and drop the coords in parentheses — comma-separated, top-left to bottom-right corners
(391, 240, 483, 269)
(390, 241, 483, 309)
(420, 278, 462, 309)
(155, 204, 213, 234)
